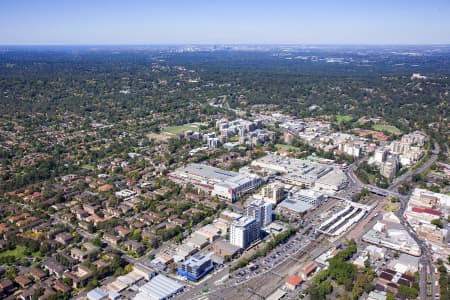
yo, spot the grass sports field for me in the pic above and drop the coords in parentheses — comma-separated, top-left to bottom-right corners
(335, 115, 353, 122)
(0, 246, 26, 259)
(163, 124, 199, 135)
(372, 124, 401, 135)
(275, 144, 300, 151)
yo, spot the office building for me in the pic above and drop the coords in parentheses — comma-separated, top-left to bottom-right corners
(177, 255, 214, 281)
(246, 199, 272, 227)
(230, 217, 259, 249)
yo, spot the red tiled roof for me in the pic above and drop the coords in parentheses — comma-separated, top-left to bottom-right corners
(412, 207, 441, 216)
(286, 274, 303, 286)
(303, 262, 318, 275)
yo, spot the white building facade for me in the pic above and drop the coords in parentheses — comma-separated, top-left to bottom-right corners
(230, 217, 260, 249)
(246, 199, 272, 227)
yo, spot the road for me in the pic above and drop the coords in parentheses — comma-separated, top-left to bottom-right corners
(179, 220, 322, 300)
(183, 199, 346, 299)
(393, 142, 439, 300)
(41, 139, 441, 299)
(390, 142, 440, 190)
(393, 185, 436, 300)
(201, 239, 322, 300)
(181, 141, 440, 300)
(349, 140, 440, 299)
(52, 215, 98, 240)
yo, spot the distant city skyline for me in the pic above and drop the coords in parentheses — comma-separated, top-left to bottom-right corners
(1, 0, 450, 45)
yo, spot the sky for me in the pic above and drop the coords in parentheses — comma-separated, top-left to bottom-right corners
(0, 0, 449, 45)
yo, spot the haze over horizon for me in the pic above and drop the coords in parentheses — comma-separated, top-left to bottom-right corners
(1, 0, 450, 46)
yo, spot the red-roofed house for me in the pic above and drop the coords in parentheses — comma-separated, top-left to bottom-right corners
(114, 225, 130, 237)
(0, 224, 9, 233)
(23, 191, 42, 202)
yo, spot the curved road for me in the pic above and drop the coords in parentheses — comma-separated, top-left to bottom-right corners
(349, 140, 440, 300)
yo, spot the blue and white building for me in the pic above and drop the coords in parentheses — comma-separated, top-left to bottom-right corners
(177, 255, 214, 281)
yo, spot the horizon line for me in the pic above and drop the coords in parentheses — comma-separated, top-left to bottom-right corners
(1, 43, 450, 47)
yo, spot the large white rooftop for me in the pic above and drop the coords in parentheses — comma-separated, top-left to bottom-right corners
(170, 163, 259, 189)
(251, 154, 340, 184)
(134, 274, 184, 300)
(180, 163, 238, 182)
(232, 216, 257, 228)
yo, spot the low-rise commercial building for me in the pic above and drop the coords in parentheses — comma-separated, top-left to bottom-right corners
(218, 210, 242, 223)
(363, 214, 421, 257)
(195, 224, 221, 242)
(314, 169, 348, 191)
(409, 188, 450, 209)
(87, 288, 108, 300)
(251, 154, 347, 191)
(212, 240, 242, 259)
(277, 189, 326, 215)
(416, 223, 447, 245)
(404, 206, 441, 225)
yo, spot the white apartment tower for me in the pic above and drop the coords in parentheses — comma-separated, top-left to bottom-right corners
(246, 199, 272, 227)
(374, 148, 387, 164)
(230, 217, 259, 249)
(262, 183, 285, 204)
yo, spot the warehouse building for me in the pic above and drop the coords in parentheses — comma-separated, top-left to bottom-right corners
(87, 288, 108, 300)
(134, 274, 184, 300)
